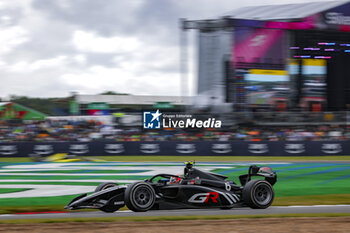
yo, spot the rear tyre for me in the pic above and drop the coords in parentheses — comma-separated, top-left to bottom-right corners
(242, 180, 274, 209)
(124, 182, 156, 212)
(95, 182, 121, 213)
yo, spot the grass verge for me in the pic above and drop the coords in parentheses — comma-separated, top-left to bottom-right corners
(273, 194, 350, 206)
(0, 213, 349, 224)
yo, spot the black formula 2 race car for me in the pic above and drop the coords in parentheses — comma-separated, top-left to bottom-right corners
(65, 162, 277, 212)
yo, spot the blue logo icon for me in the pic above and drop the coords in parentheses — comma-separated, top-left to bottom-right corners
(143, 110, 162, 129)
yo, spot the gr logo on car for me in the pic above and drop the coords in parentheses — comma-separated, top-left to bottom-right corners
(188, 192, 219, 203)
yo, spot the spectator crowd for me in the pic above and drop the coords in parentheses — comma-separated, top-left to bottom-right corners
(0, 119, 349, 142)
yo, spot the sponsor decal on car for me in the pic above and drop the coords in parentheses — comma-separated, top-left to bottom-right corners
(188, 192, 219, 203)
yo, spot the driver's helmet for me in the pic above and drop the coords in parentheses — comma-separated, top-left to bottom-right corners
(258, 167, 274, 174)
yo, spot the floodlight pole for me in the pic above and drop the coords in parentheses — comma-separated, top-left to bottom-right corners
(179, 18, 188, 111)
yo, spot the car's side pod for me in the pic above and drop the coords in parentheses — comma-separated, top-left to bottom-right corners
(239, 165, 277, 186)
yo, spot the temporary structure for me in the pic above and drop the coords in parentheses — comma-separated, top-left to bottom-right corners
(0, 102, 47, 120)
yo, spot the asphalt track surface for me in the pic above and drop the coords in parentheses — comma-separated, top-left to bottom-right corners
(0, 205, 350, 220)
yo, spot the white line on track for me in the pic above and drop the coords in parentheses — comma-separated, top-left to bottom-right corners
(0, 184, 94, 198)
(0, 179, 137, 183)
(0, 173, 145, 176)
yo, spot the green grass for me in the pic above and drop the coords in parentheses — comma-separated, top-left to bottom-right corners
(0, 188, 30, 194)
(0, 195, 80, 208)
(0, 213, 349, 224)
(274, 194, 350, 206)
(0, 155, 350, 163)
(0, 158, 32, 163)
(0, 159, 349, 214)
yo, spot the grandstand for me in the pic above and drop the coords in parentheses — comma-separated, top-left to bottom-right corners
(183, 1, 350, 112)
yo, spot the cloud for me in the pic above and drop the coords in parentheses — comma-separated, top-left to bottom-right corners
(72, 30, 140, 54)
(60, 65, 180, 96)
(0, 0, 338, 98)
(8, 56, 67, 72)
(73, 54, 86, 64)
(0, 26, 29, 53)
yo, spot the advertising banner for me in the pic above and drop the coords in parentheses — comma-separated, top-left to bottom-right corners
(1, 141, 349, 157)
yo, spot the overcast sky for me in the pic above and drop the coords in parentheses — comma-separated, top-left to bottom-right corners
(0, 0, 337, 98)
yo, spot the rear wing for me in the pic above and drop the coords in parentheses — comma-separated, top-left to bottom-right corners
(239, 165, 277, 186)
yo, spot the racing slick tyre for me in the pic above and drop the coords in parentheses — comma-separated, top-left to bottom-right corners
(242, 180, 274, 209)
(95, 182, 121, 213)
(95, 182, 118, 192)
(124, 182, 156, 212)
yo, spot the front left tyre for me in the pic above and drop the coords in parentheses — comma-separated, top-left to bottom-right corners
(124, 182, 156, 212)
(95, 182, 122, 213)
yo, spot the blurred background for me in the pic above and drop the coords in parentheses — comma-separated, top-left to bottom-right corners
(1, 1, 350, 155)
(0, 0, 350, 217)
